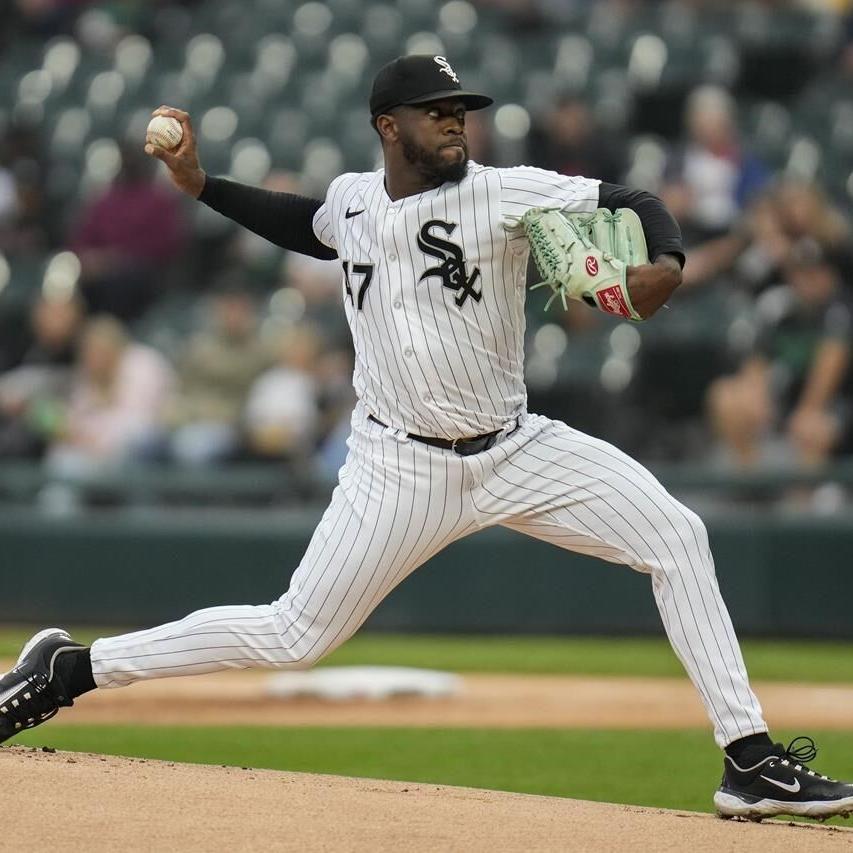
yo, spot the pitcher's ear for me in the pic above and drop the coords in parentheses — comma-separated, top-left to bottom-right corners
(374, 112, 400, 143)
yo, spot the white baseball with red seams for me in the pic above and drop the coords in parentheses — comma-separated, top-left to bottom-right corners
(90, 160, 768, 750)
(146, 115, 183, 150)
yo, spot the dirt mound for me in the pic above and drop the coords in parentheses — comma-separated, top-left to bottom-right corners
(4, 747, 853, 852)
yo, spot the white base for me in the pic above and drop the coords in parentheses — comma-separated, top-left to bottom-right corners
(266, 666, 462, 701)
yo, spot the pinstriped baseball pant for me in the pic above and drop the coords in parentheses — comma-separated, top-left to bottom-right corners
(91, 403, 767, 747)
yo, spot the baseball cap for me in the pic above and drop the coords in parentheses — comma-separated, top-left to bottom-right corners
(369, 55, 493, 121)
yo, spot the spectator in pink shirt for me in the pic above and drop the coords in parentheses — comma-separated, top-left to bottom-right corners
(69, 144, 189, 322)
(47, 315, 174, 472)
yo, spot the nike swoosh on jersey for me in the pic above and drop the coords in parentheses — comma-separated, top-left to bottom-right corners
(345, 208, 364, 218)
(759, 775, 801, 793)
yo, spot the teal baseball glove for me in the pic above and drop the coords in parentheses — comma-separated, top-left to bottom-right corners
(522, 207, 649, 321)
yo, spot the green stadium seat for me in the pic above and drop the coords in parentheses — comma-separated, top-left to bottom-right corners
(340, 108, 379, 171)
(323, 0, 365, 32)
(358, 4, 405, 63)
(266, 107, 311, 171)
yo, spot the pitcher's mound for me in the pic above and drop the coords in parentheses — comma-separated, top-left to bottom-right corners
(3, 746, 852, 852)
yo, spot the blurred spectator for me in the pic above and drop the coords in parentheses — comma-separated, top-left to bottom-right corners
(529, 95, 625, 183)
(0, 293, 83, 458)
(683, 180, 852, 291)
(69, 142, 189, 322)
(46, 315, 174, 471)
(0, 122, 50, 255)
(162, 276, 269, 466)
(706, 239, 852, 470)
(245, 324, 322, 459)
(19, 291, 83, 367)
(661, 86, 769, 242)
(773, 181, 852, 264)
(6, 0, 88, 42)
(283, 252, 351, 349)
(313, 345, 357, 478)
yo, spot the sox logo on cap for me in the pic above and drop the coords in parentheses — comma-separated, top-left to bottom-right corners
(434, 56, 460, 83)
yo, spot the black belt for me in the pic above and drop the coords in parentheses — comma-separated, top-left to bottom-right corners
(368, 414, 516, 456)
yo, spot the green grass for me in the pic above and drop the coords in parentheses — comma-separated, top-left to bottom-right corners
(3, 628, 853, 682)
(324, 635, 853, 683)
(12, 726, 853, 823)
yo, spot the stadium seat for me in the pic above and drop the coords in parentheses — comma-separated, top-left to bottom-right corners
(266, 107, 311, 171)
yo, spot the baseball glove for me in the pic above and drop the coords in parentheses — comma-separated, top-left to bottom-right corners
(522, 207, 649, 321)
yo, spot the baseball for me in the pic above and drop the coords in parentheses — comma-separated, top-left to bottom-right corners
(146, 115, 183, 150)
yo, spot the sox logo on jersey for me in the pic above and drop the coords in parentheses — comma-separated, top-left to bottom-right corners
(417, 219, 482, 307)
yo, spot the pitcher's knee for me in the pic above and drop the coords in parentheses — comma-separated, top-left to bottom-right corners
(677, 505, 711, 553)
(291, 644, 331, 669)
(265, 604, 341, 669)
(267, 635, 336, 670)
(645, 503, 715, 579)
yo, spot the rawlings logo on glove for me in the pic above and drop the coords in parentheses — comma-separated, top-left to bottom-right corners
(596, 284, 633, 319)
(520, 207, 649, 322)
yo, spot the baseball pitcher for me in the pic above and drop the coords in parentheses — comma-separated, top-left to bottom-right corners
(3, 55, 852, 821)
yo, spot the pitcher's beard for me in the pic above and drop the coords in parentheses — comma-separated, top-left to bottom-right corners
(402, 138, 468, 184)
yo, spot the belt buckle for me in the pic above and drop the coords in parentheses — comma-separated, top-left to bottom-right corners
(452, 435, 490, 456)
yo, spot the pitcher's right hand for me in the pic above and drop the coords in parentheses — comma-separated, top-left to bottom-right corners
(144, 106, 206, 198)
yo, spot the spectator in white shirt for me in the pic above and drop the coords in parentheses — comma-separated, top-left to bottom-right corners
(244, 324, 321, 460)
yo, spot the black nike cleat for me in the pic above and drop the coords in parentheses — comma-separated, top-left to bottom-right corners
(715, 736, 853, 821)
(0, 628, 84, 744)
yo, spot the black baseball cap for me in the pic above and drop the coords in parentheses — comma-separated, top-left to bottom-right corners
(369, 55, 493, 121)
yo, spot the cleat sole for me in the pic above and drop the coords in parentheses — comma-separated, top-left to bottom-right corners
(714, 790, 853, 820)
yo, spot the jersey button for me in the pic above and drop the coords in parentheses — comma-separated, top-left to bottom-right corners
(393, 300, 402, 309)
(389, 253, 397, 261)
(404, 347, 413, 358)
(423, 393, 431, 403)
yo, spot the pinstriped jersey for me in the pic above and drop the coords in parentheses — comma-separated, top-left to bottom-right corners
(312, 160, 600, 438)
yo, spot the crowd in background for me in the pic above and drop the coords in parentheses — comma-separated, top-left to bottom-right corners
(1, 0, 853, 509)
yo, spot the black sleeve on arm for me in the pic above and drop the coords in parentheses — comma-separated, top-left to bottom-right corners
(198, 176, 338, 260)
(597, 182, 685, 268)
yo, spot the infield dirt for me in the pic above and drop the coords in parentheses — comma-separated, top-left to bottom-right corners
(4, 746, 853, 852)
(20, 668, 853, 729)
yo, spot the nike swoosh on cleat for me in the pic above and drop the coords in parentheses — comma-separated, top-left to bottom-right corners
(345, 208, 364, 218)
(0, 681, 28, 708)
(760, 775, 801, 793)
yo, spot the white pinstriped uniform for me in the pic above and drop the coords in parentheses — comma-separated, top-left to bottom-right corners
(91, 162, 767, 747)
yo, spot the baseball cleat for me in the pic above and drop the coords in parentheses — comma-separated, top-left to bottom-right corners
(714, 736, 853, 821)
(0, 628, 84, 744)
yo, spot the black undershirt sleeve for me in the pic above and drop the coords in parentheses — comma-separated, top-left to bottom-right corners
(597, 182, 685, 268)
(198, 175, 338, 260)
